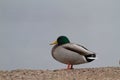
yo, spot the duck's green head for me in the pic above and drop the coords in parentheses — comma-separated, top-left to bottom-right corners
(50, 36, 70, 45)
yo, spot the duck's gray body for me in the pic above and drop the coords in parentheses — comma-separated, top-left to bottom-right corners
(52, 43, 96, 65)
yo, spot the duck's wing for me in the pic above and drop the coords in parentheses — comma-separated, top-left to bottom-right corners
(63, 43, 94, 55)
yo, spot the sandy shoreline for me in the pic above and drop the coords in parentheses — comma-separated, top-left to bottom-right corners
(0, 67, 120, 80)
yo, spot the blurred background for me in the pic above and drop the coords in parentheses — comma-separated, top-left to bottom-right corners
(0, 0, 120, 70)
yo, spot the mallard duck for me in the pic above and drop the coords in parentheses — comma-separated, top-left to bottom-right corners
(50, 36, 96, 69)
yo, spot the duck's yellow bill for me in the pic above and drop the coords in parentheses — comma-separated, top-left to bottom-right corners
(50, 40, 57, 45)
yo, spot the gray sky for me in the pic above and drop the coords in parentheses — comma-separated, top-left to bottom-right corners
(0, 0, 120, 70)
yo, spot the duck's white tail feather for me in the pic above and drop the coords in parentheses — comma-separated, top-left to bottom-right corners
(87, 57, 98, 60)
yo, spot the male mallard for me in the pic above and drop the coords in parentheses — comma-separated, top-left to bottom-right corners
(50, 36, 96, 69)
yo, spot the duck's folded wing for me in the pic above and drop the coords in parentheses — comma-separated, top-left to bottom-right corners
(63, 43, 94, 55)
